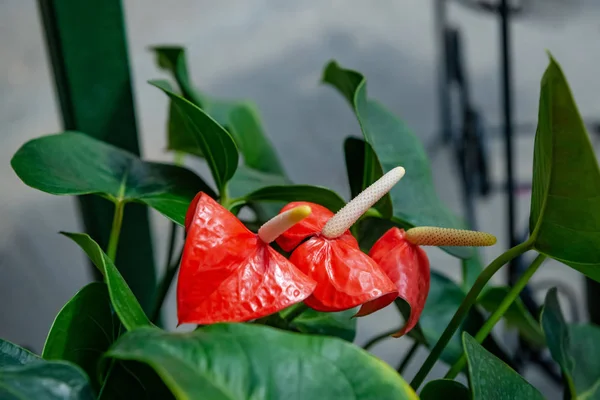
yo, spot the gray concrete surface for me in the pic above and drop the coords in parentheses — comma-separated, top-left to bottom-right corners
(2, 0, 600, 397)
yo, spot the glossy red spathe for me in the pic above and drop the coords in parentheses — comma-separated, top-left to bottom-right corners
(276, 201, 397, 312)
(178, 193, 316, 325)
(358, 227, 430, 336)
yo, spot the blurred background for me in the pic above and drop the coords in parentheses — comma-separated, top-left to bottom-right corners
(1, 1, 599, 398)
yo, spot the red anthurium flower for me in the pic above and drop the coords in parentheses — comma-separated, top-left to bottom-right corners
(276, 167, 406, 312)
(358, 226, 497, 336)
(178, 192, 317, 325)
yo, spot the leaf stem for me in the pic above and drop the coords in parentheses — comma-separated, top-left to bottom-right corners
(106, 201, 125, 261)
(362, 328, 399, 351)
(410, 239, 533, 390)
(397, 341, 420, 375)
(283, 302, 309, 323)
(444, 253, 546, 379)
(150, 248, 183, 323)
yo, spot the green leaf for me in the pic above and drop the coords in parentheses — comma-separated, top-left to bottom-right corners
(529, 56, 600, 281)
(0, 361, 94, 400)
(478, 287, 545, 347)
(343, 137, 392, 218)
(150, 80, 238, 194)
(0, 339, 39, 367)
(463, 333, 544, 400)
(541, 287, 600, 398)
(290, 308, 357, 342)
(99, 361, 175, 400)
(106, 325, 417, 400)
(42, 282, 116, 390)
(322, 61, 470, 259)
(239, 184, 347, 212)
(152, 46, 284, 176)
(61, 232, 151, 331)
(11, 132, 211, 226)
(420, 379, 469, 400)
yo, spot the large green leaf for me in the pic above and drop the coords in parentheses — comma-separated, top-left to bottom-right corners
(343, 137, 392, 218)
(62, 232, 151, 331)
(150, 80, 238, 194)
(529, 56, 600, 281)
(106, 325, 417, 400)
(542, 288, 600, 399)
(42, 282, 116, 390)
(11, 132, 211, 226)
(239, 184, 347, 212)
(463, 333, 544, 400)
(98, 361, 175, 400)
(478, 287, 545, 347)
(420, 379, 469, 400)
(0, 339, 39, 367)
(152, 46, 285, 176)
(0, 361, 94, 400)
(322, 61, 470, 259)
(290, 308, 357, 342)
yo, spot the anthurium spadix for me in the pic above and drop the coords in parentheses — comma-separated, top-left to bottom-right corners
(178, 192, 317, 324)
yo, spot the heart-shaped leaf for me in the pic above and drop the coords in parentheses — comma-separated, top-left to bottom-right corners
(463, 333, 544, 400)
(42, 282, 116, 390)
(541, 287, 600, 398)
(106, 325, 417, 400)
(239, 184, 346, 213)
(323, 61, 470, 259)
(150, 80, 238, 195)
(478, 287, 545, 347)
(99, 361, 174, 400)
(420, 379, 469, 400)
(344, 137, 392, 218)
(0, 361, 94, 400)
(529, 56, 600, 281)
(11, 132, 211, 226)
(288, 307, 357, 342)
(0, 339, 39, 367)
(62, 232, 151, 331)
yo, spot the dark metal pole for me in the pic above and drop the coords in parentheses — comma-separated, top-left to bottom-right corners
(499, 0, 518, 284)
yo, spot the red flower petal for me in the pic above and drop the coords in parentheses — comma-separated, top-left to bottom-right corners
(358, 227, 430, 337)
(290, 236, 397, 312)
(276, 202, 355, 251)
(178, 193, 316, 324)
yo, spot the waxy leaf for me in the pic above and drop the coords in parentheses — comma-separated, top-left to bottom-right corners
(152, 46, 285, 176)
(343, 137, 392, 218)
(99, 361, 174, 400)
(323, 61, 470, 259)
(0, 338, 39, 367)
(11, 132, 211, 225)
(150, 80, 238, 194)
(530, 56, 600, 281)
(542, 288, 600, 399)
(42, 282, 116, 390)
(463, 333, 544, 400)
(106, 325, 417, 400)
(62, 232, 151, 331)
(290, 307, 358, 342)
(240, 184, 346, 213)
(420, 379, 469, 400)
(0, 361, 94, 400)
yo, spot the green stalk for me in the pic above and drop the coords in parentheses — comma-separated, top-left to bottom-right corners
(150, 248, 183, 323)
(283, 303, 309, 323)
(397, 342, 420, 375)
(410, 239, 533, 390)
(106, 201, 125, 261)
(444, 253, 546, 379)
(362, 328, 399, 351)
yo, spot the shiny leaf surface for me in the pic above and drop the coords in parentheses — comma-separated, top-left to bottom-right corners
(62, 232, 151, 331)
(290, 307, 358, 342)
(0, 338, 39, 367)
(106, 325, 417, 400)
(530, 56, 600, 281)
(463, 333, 544, 400)
(11, 132, 211, 225)
(42, 282, 116, 390)
(240, 185, 346, 214)
(420, 379, 469, 400)
(322, 61, 470, 259)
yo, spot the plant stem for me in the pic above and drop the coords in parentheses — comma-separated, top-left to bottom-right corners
(150, 248, 183, 323)
(106, 201, 125, 261)
(397, 341, 420, 375)
(283, 303, 309, 323)
(444, 253, 546, 379)
(410, 240, 533, 390)
(362, 328, 400, 351)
